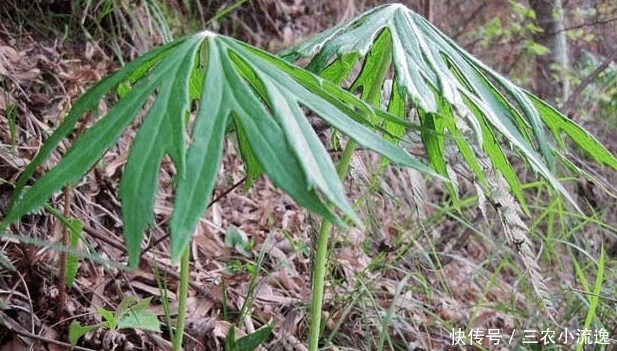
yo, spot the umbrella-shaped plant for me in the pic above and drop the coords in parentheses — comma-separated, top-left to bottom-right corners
(3, 3, 617, 351)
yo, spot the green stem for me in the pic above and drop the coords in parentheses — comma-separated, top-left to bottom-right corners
(307, 30, 390, 350)
(336, 140, 358, 180)
(308, 140, 357, 351)
(172, 245, 190, 351)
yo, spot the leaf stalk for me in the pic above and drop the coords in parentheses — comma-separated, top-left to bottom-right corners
(308, 139, 357, 351)
(172, 245, 190, 351)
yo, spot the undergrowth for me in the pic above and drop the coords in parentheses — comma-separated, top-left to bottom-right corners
(2, 0, 173, 60)
(320, 161, 617, 350)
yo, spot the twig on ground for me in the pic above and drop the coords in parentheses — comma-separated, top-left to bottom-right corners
(562, 49, 617, 117)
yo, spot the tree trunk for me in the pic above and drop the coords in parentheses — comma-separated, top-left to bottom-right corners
(529, 0, 569, 104)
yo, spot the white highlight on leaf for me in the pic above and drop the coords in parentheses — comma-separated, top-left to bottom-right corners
(197, 30, 218, 38)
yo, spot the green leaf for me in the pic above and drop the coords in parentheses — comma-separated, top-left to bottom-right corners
(115, 296, 161, 332)
(318, 52, 359, 85)
(225, 225, 252, 257)
(418, 111, 453, 196)
(69, 320, 100, 349)
(97, 307, 117, 330)
(281, 4, 617, 209)
(3, 39, 183, 226)
(234, 39, 437, 176)
(4, 29, 433, 268)
(576, 245, 605, 351)
(116, 295, 140, 317)
(117, 306, 161, 332)
(384, 78, 407, 142)
(524, 40, 549, 55)
(350, 28, 393, 108)
(235, 325, 272, 351)
(233, 116, 263, 190)
(0, 250, 15, 272)
(225, 325, 237, 351)
(120, 35, 204, 267)
(65, 218, 83, 288)
(530, 94, 617, 170)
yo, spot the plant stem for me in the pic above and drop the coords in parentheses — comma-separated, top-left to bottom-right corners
(56, 185, 71, 317)
(308, 140, 357, 351)
(308, 26, 389, 350)
(172, 245, 190, 351)
(336, 140, 358, 180)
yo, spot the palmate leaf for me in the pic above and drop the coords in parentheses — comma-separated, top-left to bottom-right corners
(2, 31, 437, 267)
(280, 4, 617, 208)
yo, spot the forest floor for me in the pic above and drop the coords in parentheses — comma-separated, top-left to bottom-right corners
(1, 1, 617, 351)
